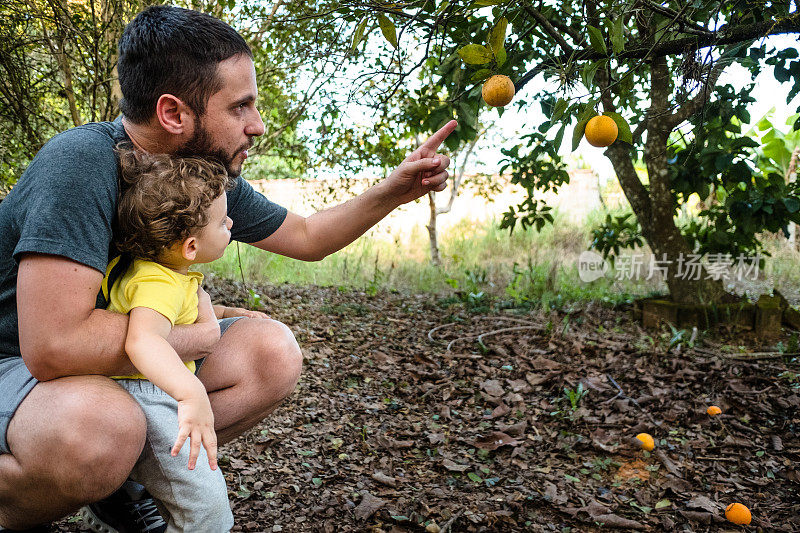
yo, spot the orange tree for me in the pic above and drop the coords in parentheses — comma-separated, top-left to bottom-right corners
(327, 0, 800, 304)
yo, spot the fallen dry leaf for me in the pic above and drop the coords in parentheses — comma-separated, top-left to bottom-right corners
(441, 458, 470, 472)
(354, 492, 387, 521)
(473, 431, 519, 450)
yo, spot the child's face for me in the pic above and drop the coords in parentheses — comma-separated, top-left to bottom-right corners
(194, 192, 233, 263)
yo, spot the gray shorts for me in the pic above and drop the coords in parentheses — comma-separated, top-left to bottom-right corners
(117, 379, 233, 532)
(0, 316, 242, 455)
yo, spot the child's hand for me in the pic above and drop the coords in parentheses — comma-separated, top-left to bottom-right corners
(222, 306, 270, 320)
(172, 394, 218, 471)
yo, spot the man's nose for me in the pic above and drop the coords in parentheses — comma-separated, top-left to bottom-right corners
(246, 107, 265, 137)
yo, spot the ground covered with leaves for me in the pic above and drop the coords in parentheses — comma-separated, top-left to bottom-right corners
(61, 279, 799, 532)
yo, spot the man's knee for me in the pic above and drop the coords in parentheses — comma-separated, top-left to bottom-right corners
(256, 319, 303, 397)
(45, 378, 146, 501)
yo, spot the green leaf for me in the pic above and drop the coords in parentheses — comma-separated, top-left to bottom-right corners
(495, 45, 507, 68)
(582, 60, 603, 89)
(488, 17, 508, 55)
(473, 0, 505, 5)
(603, 111, 632, 144)
(470, 68, 493, 83)
(610, 17, 624, 54)
(554, 124, 566, 151)
(467, 472, 483, 483)
(378, 14, 398, 49)
(312, 477, 323, 486)
(458, 101, 478, 129)
(572, 104, 597, 151)
(458, 44, 493, 65)
(435, 1, 450, 15)
(783, 197, 800, 213)
(351, 17, 369, 53)
(655, 499, 671, 510)
(587, 25, 607, 55)
(564, 474, 580, 483)
(757, 115, 773, 131)
(581, 99, 599, 120)
(551, 98, 568, 122)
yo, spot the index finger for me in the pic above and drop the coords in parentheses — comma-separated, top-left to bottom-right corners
(418, 120, 458, 152)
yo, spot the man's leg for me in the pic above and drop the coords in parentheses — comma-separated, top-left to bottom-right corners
(197, 317, 303, 443)
(0, 375, 147, 529)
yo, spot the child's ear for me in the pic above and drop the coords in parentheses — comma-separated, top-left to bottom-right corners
(181, 236, 199, 261)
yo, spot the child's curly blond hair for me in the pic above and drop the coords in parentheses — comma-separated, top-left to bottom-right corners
(114, 145, 234, 262)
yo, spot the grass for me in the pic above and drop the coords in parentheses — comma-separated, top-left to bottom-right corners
(200, 206, 800, 310)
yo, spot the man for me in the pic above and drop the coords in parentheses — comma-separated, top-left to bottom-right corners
(0, 5, 455, 532)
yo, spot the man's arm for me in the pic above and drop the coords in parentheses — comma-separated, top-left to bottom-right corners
(253, 120, 457, 260)
(17, 253, 219, 381)
(251, 186, 401, 261)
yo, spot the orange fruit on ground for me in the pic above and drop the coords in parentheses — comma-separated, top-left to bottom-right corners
(482, 75, 515, 107)
(584, 115, 618, 147)
(707, 405, 722, 416)
(725, 503, 751, 525)
(635, 433, 655, 451)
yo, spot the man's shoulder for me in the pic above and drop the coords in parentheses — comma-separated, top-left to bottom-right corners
(23, 120, 125, 184)
(42, 120, 125, 157)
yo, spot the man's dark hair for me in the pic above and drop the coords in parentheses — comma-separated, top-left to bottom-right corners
(118, 5, 252, 124)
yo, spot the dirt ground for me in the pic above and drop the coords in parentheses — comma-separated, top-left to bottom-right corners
(57, 279, 799, 532)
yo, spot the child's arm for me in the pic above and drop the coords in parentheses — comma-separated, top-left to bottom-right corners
(126, 306, 218, 471)
(212, 303, 269, 320)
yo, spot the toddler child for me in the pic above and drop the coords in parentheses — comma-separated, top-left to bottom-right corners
(89, 146, 263, 532)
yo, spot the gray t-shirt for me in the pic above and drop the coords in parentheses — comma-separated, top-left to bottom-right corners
(0, 118, 287, 358)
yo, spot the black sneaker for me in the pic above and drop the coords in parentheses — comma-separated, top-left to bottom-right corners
(79, 481, 166, 533)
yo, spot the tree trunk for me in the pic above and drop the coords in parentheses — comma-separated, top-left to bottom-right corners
(786, 146, 799, 249)
(425, 126, 486, 265)
(600, 55, 726, 305)
(30, 0, 82, 126)
(426, 192, 440, 266)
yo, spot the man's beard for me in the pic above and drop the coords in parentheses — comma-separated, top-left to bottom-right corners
(175, 117, 251, 178)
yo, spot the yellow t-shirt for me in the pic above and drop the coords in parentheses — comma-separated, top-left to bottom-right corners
(104, 257, 204, 379)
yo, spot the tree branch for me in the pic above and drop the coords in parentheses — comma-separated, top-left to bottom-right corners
(637, 0, 714, 37)
(514, 12, 800, 93)
(521, 4, 575, 55)
(548, 17, 582, 43)
(663, 59, 727, 130)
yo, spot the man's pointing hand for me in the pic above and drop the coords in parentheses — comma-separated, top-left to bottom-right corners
(383, 120, 458, 206)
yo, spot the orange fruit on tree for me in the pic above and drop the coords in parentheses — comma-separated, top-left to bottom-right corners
(584, 115, 618, 147)
(725, 503, 751, 525)
(707, 405, 722, 416)
(635, 433, 655, 451)
(482, 75, 515, 107)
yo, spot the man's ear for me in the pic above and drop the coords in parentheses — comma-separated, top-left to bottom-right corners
(181, 236, 199, 261)
(156, 94, 195, 135)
